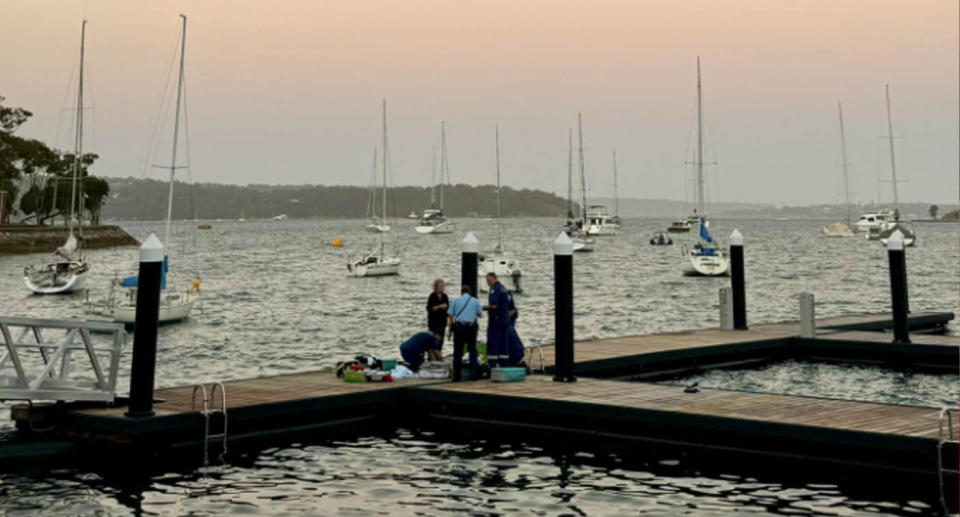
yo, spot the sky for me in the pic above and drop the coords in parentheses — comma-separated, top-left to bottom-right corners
(1, 0, 957, 206)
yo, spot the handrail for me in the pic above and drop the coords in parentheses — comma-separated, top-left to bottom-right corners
(0, 316, 126, 403)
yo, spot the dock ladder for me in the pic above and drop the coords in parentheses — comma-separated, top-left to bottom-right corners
(191, 382, 228, 465)
(937, 407, 957, 515)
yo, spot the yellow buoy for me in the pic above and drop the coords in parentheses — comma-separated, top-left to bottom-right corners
(192, 279, 201, 290)
(332, 237, 343, 248)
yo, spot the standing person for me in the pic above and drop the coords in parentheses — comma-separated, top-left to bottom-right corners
(446, 285, 483, 381)
(505, 293, 525, 367)
(426, 279, 449, 350)
(483, 272, 511, 368)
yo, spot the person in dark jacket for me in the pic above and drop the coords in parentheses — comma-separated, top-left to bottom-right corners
(483, 273, 511, 368)
(426, 278, 449, 350)
(399, 331, 442, 372)
(505, 293, 525, 366)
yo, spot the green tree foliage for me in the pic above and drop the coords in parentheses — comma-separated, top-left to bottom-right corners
(1, 95, 105, 225)
(929, 204, 938, 219)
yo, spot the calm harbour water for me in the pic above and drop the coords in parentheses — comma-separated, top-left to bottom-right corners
(0, 217, 957, 515)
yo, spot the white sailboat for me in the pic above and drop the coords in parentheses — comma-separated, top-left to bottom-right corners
(479, 125, 523, 293)
(24, 20, 91, 295)
(873, 85, 916, 247)
(566, 115, 598, 252)
(415, 122, 454, 234)
(348, 99, 401, 277)
(87, 15, 199, 324)
(363, 147, 390, 233)
(561, 128, 594, 252)
(683, 57, 729, 277)
(822, 102, 855, 237)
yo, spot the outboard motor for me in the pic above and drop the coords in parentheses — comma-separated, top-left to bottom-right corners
(511, 270, 523, 294)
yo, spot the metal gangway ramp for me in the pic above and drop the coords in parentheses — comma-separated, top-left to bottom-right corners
(0, 317, 126, 403)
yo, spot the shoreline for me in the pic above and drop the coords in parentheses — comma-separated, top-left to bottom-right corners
(0, 225, 140, 255)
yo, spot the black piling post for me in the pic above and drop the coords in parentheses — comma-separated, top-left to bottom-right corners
(462, 232, 478, 298)
(887, 230, 910, 344)
(729, 229, 747, 330)
(126, 234, 164, 418)
(553, 232, 575, 382)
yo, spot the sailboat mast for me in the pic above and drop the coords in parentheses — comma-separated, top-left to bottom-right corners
(164, 14, 187, 250)
(612, 149, 619, 217)
(430, 145, 436, 206)
(495, 124, 503, 250)
(68, 19, 87, 234)
(381, 98, 387, 253)
(838, 101, 851, 225)
(696, 56, 704, 216)
(439, 121, 446, 211)
(369, 147, 378, 219)
(884, 84, 899, 208)
(567, 128, 573, 219)
(577, 113, 587, 223)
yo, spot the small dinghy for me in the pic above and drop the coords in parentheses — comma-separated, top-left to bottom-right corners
(649, 232, 673, 246)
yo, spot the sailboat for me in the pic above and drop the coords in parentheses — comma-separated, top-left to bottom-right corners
(24, 20, 91, 295)
(565, 118, 597, 252)
(683, 57, 729, 277)
(579, 145, 619, 236)
(872, 85, 916, 247)
(479, 125, 523, 293)
(609, 149, 623, 228)
(415, 122, 454, 234)
(822, 102, 855, 237)
(87, 15, 199, 324)
(363, 147, 389, 232)
(348, 99, 401, 277)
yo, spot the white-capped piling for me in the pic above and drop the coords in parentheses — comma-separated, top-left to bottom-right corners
(886, 230, 910, 344)
(799, 293, 816, 338)
(461, 232, 479, 297)
(729, 229, 747, 330)
(553, 232, 575, 382)
(127, 234, 164, 418)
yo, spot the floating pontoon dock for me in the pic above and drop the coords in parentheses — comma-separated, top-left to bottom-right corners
(4, 311, 958, 510)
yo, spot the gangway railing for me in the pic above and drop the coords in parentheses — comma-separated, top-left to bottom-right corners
(0, 316, 126, 403)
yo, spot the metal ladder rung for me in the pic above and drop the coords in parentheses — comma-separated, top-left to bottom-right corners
(191, 382, 228, 465)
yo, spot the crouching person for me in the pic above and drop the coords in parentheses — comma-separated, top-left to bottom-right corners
(447, 285, 483, 381)
(399, 331, 442, 372)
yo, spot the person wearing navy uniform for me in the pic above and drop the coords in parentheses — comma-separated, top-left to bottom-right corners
(483, 272, 511, 368)
(399, 331, 442, 372)
(446, 285, 483, 381)
(505, 293, 525, 366)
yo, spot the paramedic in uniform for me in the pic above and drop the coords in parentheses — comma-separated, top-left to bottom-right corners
(483, 272, 511, 368)
(446, 285, 483, 381)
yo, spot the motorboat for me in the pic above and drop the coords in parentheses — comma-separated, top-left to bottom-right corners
(414, 208, 453, 234)
(583, 204, 620, 236)
(855, 209, 895, 234)
(650, 232, 673, 246)
(667, 220, 692, 233)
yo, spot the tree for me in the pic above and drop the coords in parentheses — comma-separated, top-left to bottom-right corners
(82, 175, 109, 225)
(929, 204, 939, 219)
(0, 95, 33, 224)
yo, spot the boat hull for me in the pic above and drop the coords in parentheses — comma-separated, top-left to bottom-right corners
(572, 238, 596, 252)
(684, 250, 730, 277)
(347, 258, 400, 277)
(365, 224, 390, 233)
(24, 271, 87, 295)
(90, 290, 198, 324)
(478, 255, 523, 293)
(414, 221, 454, 234)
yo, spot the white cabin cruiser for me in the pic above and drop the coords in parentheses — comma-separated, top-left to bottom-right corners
(414, 207, 453, 234)
(583, 205, 620, 236)
(855, 210, 895, 234)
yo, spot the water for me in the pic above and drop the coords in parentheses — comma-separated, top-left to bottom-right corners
(0, 429, 942, 516)
(0, 218, 957, 515)
(662, 359, 959, 408)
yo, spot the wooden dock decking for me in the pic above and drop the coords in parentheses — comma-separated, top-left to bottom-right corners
(415, 375, 957, 440)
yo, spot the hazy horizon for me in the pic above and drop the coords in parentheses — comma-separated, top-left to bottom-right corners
(3, 1, 957, 205)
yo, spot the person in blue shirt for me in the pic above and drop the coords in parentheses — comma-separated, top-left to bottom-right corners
(483, 273, 512, 368)
(446, 285, 483, 381)
(399, 331, 441, 372)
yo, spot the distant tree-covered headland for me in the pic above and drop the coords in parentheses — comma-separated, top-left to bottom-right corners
(0, 96, 110, 225)
(104, 177, 574, 221)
